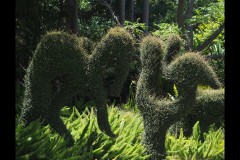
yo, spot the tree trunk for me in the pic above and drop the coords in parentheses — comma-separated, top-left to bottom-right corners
(177, 0, 185, 28)
(63, 0, 80, 35)
(194, 22, 225, 52)
(142, 0, 149, 33)
(119, 0, 125, 26)
(98, 0, 120, 26)
(126, 0, 134, 22)
(186, 0, 194, 50)
(58, 0, 64, 28)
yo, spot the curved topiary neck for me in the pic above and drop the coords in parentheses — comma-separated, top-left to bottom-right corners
(138, 35, 164, 98)
(177, 84, 197, 101)
(90, 27, 133, 74)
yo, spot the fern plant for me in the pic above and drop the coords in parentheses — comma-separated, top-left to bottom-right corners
(166, 121, 224, 160)
(16, 105, 150, 160)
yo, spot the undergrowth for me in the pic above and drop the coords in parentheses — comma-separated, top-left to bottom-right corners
(16, 105, 149, 160)
(166, 121, 224, 160)
(16, 104, 224, 160)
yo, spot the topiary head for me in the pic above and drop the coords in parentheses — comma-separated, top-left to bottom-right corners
(78, 37, 94, 54)
(92, 27, 134, 97)
(164, 34, 182, 64)
(167, 52, 221, 93)
(140, 36, 163, 71)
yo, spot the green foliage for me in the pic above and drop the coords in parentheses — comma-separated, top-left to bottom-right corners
(189, 0, 224, 25)
(193, 22, 224, 51)
(187, 0, 224, 55)
(166, 121, 224, 160)
(193, 22, 225, 83)
(152, 23, 182, 41)
(124, 20, 146, 40)
(185, 0, 225, 85)
(20, 27, 134, 146)
(78, 16, 115, 41)
(16, 105, 224, 160)
(16, 106, 150, 160)
(78, 0, 92, 11)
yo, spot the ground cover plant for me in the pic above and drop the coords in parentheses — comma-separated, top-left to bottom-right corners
(16, 103, 224, 160)
(16, 105, 149, 160)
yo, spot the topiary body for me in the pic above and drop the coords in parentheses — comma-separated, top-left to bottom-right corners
(161, 34, 182, 97)
(20, 27, 134, 147)
(136, 35, 221, 159)
(163, 37, 224, 138)
(181, 88, 224, 137)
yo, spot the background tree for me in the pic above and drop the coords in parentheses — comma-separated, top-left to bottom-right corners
(119, 0, 125, 26)
(177, 0, 185, 28)
(142, 0, 149, 33)
(126, 0, 134, 22)
(63, 0, 80, 35)
(186, 0, 194, 50)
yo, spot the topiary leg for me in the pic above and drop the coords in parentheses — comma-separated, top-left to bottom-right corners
(142, 118, 167, 160)
(91, 89, 115, 138)
(47, 107, 74, 148)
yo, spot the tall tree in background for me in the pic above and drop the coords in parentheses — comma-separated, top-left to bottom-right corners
(63, 0, 80, 35)
(186, 0, 194, 50)
(119, 0, 126, 26)
(177, 0, 185, 28)
(142, 0, 149, 33)
(126, 0, 134, 22)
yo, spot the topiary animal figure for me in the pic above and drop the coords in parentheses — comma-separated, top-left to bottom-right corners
(161, 34, 182, 97)
(164, 34, 182, 65)
(179, 88, 224, 138)
(136, 35, 221, 159)
(162, 36, 224, 137)
(20, 27, 134, 147)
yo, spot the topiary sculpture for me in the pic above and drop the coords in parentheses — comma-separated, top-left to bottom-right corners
(162, 36, 224, 138)
(20, 27, 134, 147)
(136, 35, 221, 159)
(161, 34, 182, 97)
(164, 34, 181, 65)
(180, 88, 224, 138)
